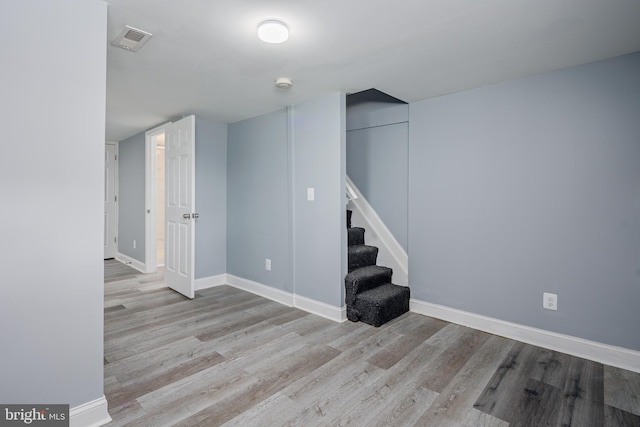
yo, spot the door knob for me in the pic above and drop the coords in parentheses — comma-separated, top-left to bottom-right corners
(183, 213, 191, 219)
(192, 213, 200, 219)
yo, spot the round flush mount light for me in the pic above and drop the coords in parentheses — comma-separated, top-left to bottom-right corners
(258, 20, 289, 43)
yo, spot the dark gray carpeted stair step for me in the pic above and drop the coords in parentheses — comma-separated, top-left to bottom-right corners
(345, 265, 392, 306)
(348, 245, 378, 272)
(348, 283, 410, 327)
(344, 209, 411, 327)
(348, 227, 365, 246)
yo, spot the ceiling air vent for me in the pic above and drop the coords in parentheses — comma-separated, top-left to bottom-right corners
(111, 26, 152, 52)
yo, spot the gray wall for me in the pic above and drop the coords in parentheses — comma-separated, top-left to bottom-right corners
(118, 131, 146, 261)
(0, 0, 107, 407)
(195, 119, 227, 278)
(227, 95, 347, 307)
(227, 109, 292, 292)
(347, 102, 409, 251)
(409, 52, 640, 350)
(292, 94, 347, 306)
(347, 102, 408, 131)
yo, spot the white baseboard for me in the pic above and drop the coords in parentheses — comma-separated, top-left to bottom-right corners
(410, 298, 640, 373)
(115, 252, 146, 273)
(294, 294, 346, 323)
(224, 275, 346, 323)
(70, 395, 111, 427)
(195, 274, 227, 291)
(226, 274, 294, 307)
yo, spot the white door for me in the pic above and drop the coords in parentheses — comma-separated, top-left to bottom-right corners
(164, 115, 196, 298)
(104, 143, 117, 259)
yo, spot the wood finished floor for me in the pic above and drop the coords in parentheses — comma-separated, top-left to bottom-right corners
(103, 260, 640, 426)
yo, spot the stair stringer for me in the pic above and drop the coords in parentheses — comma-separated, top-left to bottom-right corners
(346, 175, 408, 286)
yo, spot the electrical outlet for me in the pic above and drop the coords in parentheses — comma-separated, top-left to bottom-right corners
(133, 240, 136, 249)
(543, 292, 557, 311)
(265, 258, 271, 271)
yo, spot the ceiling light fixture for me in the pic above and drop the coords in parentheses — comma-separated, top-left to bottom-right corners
(258, 20, 289, 44)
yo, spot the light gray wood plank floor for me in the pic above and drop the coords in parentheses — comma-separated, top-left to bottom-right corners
(103, 260, 640, 426)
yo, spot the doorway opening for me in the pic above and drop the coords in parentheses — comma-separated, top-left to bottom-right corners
(145, 124, 169, 274)
(104, 142, 118, 259)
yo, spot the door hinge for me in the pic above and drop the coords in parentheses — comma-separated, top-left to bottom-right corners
(115, 195, 117, 202)
(115, 154, 117, 161)
(114, 237, 117, 243)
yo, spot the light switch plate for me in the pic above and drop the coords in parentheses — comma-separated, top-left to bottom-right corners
(307, 187, 315, 201)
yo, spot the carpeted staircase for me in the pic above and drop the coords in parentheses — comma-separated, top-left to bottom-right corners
(345, 210, 410, 327)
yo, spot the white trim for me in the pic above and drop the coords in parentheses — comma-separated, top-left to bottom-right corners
(345, 179, 358, 202)
(226, 274, 294, 307)
(410, 298, 640, 373)
(346, 175, 408, 285)
(144, 123, 170, 275)
(195, 274, 228, 291)
(293, 294, 346, 323)
(224, 275, 346, 323)
(115, 252, 146, 273)
(69, 395, 111, 427)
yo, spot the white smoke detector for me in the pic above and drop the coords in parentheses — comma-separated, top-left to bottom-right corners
(111, 26, 153, 52)
(275, 77, 293, 89)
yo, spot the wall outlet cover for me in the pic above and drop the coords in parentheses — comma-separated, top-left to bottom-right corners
(543, 292, 557, 311)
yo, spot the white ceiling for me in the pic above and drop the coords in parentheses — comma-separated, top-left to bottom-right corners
(106, 0, 640, 141)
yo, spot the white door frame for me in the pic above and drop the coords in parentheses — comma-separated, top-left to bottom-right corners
(144, 123, 170, 273)
(104, 141, 119, 259)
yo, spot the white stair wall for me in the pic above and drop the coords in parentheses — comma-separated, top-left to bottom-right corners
(347, 176, 408, 286)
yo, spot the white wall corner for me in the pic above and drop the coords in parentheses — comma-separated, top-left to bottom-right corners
(293, 294, 346, 323)
(70, 395, 111, 427)
(195, 274, 228, 291)
(410, 298, 640, 374)
(115, 252, 146, 274)
(226, 274, 294, 307)
(346, 176, 408, 285)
